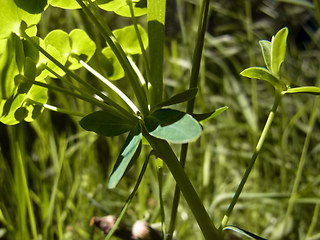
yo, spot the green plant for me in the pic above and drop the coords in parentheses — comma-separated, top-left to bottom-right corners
(0, 0, 320, 240)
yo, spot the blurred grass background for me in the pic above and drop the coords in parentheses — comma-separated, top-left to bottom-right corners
(1, 0, 320, 239)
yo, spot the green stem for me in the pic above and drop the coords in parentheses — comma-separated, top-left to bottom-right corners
(219, 91, 282, 230)
(76, 0, 149, 116)
(143, 130, 221, 240)
(167, 0, 211, 238)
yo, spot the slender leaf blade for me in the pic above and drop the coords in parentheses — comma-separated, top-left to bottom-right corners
(271, 27, 288, 76)
(284, 86, 320, 95)
(148, 0, 166, 107)
(152, 88, 198, 110)
(192, 106, 228, 122)
(79, 111, 136, 136)
(259, 40, 271, 70)
(240, 67, 287, 90)
(145, 108, 202, 144)
(223, 225, 267, 240)
(108, 124, 142, 189)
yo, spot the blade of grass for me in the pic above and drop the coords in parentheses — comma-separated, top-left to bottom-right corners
(147, 0, 166, 107)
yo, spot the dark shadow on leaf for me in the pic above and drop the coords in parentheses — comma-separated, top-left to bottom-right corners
(15, 106, 28, 121)
(144, 109, 185, 132)
(135, 0, 147, 9)
(14, 0, 47, 14)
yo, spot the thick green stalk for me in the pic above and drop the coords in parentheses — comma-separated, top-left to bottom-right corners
(167, 0, 211, 238)
(219, 91, 282, 229)
(143, 129, 221, 240)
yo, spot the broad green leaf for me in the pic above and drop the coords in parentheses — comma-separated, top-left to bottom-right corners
(0, 33, 24, 99)
(144, 108, 202, 144)
(0, 76, 48, 125)
(271, 27, 288, 76)
(79, 111, 136, 136)
(112, 25, 148, 55)
(259, 40, 271, 70)
(108, 124, 142, 189)
(240, 67, 287, 90)
(44, 29, 96, 70)
(223, 225, 267, 240)
(148, 0, 166, 107)
(152, 88, 198, 110)
(0, 0, 44, 39)
(192, 106, 229, 122)
(97, 0, 147, 17)
(101, 47, 124, 80)
(50, 0, 81, 9)
(284, 86, 320, 95)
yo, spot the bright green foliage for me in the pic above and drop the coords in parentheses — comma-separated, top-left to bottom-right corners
(112, 25, 148, 55)
(101, 47, 125, 80)
(50, 0, 82, 9)
(44, 29, 96, 70)
(144, 108, 202, 144)
(97, 0, 147, 17)
(240, 67, 287, 91)
(0, 0, 45, 39)
(259, 40, 271, 70)
(79, 111, 137, 136)
(271, 27, 288, 76)
(284, 86, 320, 95)
(0, 34, 48, 125)
(108, 124, 142, 189)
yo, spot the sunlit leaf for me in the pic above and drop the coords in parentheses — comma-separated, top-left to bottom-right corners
(108, 124, 142, 189)
(79, 111, 136, 136)
(271, 27, 288, 76)
(284, 86, 320, 95)
(192, 106, 229, 122)
(152, 88, 198, 110)
(144, 108, 202, 144)
(50, 0, 81, 9)
(240, 67, 287, 90)
(101, 47, 124, 80)
(0, 0, 44, 39)
(259, 40, 271, 70)
(97, 0, 147, 17)
(112, 25, 148, 55)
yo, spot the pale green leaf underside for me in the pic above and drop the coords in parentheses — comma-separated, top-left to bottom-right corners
(108, 124, 142, 189)
(240, 67, 287, 90)
(145, 109, 202, 144)
(259, 40, 271, 70)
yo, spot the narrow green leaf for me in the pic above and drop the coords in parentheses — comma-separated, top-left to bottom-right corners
(79, 111, 136, 136)
(108, 124, 142, 189)
(144, 108, 202, 144)
(259, 40, 271, 70)
(152, 88, 198, 110)
(112, 25, 148, 55)
(240, 67, 287, 90)
(271, 27, 288, 76)
(223, 225, 267, 240)
(284, 86, 320, 95)
(148, 0, 166, 107)
(192, 106, 229, 122)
